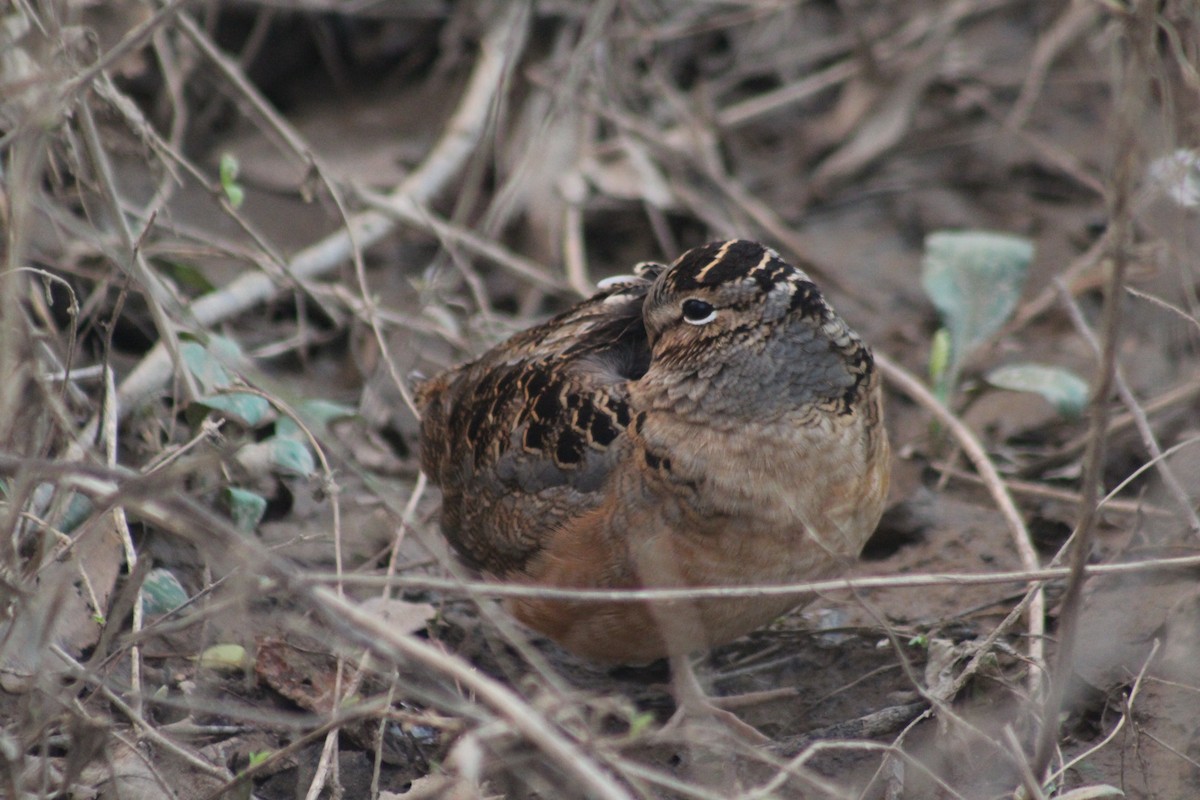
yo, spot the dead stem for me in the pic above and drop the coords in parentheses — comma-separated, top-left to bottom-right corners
(1031, 0, 1153, 780)
(94, 1, 533, 435)
(874, 351, 1047, 695)
(1056, 278, 1200, 531)
(299, 552, 1200, 602)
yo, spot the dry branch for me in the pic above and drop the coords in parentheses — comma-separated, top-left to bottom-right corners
(94, 1, 533, 434)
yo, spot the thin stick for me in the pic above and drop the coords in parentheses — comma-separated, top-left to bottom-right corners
(1055, 279, 1199, 531)
(1031, 3, 1150, 778)
(11, 458, 633, 800)
(305, 586, 634, 800)
(91, 0, 533, 435)
(873, 352, 1046, 692)
(1045, 638, 1159, 786)
(1004, 725, 1049, 800)
(75, 99, 196, 405)
(296, 551, 1200, 602)
(1007, 0, 1099, 129)
(935, 461, 1172, 518)
(50, 645, 232, 780)
(1047, 375, 1200, 463)
(356, 188, 568, 293)
(1126, 286, 1200, 334)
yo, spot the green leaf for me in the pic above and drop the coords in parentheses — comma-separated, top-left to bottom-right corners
(206, 334, 246, 364)
(197, 643, 249, 671)
(182, 336, 269, 425)
(986, 363, 1090, 417)
(219, 152, 239, 183)
(274, 399, 358, 441)
(181, 335, 250, 391)
(158, 259, 216, 294)
(921, 230, 1035, 387)
(628, 711, 657, 738)
(194, 392, 271, 427)
(928, 327, 952, 403)
(219, 153, 245, 209)
(142, 568, 189, 615)
(225, 487, 268, 532)
(267, 437, 316, 477)
(58, 491, 95, 534)
(180, 341, 234, 394)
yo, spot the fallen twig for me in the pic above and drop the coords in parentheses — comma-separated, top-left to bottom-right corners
(874, 351, 1047, 694)
(90, 1, 533, 436)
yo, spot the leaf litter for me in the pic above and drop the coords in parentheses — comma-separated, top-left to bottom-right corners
(1, 1, 1199, 798)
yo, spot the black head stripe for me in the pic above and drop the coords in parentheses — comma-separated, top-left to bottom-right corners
(662, 239, 798, 296)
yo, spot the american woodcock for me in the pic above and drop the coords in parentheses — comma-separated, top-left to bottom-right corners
(417, 239, 890, 738)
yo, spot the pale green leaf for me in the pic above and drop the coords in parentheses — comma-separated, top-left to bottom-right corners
(182, 336, 268, 425)
(195, 392, 271, 427)
(59, 491, 95, 534)
(180, 335, 248, 393)
(158, 260, 216, 294)
(986, 363, 1090, 417)
(205, 334, 246, 364)
(225, 487, 268, 532)
(197, 643, 249, 671)
(921, 230, 1035, 386)
(274, 399, 357, 441)
(219, 153, 245, 208)
(267, 437, 316, 477)
(180, 341, 233, 394)
(929, 327, 952, 402)
(628, 711, 657, 738)
(142, 568, 189, 615)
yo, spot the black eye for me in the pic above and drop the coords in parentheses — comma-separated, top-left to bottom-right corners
(681, 299, 717, 325)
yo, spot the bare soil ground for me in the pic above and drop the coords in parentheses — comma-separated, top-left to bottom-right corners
(2, 1, 1200, 798)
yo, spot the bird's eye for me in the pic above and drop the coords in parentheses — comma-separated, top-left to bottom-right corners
(681, 299, 717, 325)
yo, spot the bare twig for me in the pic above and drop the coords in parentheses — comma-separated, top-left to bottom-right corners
(1126, 286, 1200, 335)
(1003, 724, 1049, 800)
(300, 551, 1200, 602)
(1045, 375, 1200, 465)
(1045, 638, 1159, 786)
(935, 461, 1173, 518)
(1007, 0, 1100, 128)
(75, 99, 196, 405)
(93, 0, 533, 434)
(746, 738, 965, 800)
(305, 585, 634, 800)
(2, 456, 632, 800)
(50, 645, 233, 781)
(356, 187, 568, 293)
(874, 351, 1046, 692)
(1056, 278, 1200, 531)
(1032, 2, 1152, 779)
(56, 0, 194, 108)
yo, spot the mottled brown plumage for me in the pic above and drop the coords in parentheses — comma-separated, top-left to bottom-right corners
(417, 239, 889, 737)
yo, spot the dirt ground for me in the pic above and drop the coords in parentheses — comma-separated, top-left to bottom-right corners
(2, 1, 1200, 798)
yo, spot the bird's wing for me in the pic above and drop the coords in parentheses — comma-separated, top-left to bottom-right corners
(416, 274, 657, 577)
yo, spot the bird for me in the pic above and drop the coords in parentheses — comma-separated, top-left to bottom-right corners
(416, 239, 890, 740)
